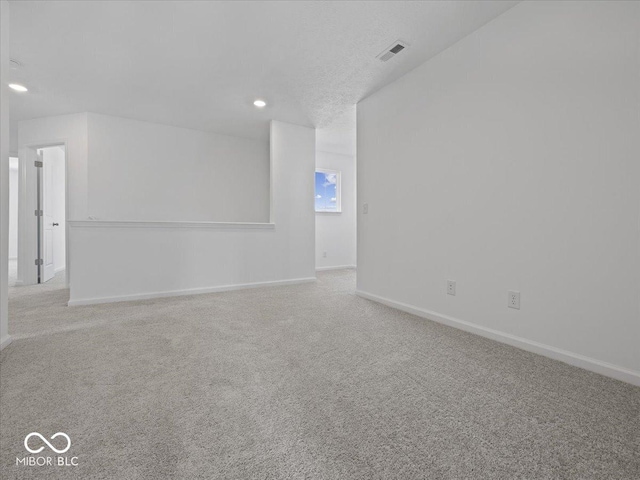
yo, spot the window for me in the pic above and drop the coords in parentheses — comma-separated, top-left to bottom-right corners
(315, 169, 341, 213)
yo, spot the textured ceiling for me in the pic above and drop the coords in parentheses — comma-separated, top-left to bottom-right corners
(8, 0, 517, 155)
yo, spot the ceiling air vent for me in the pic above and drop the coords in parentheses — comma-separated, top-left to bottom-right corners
(377, 41, 408, 62)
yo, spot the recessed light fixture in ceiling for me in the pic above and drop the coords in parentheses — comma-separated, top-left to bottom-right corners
(253, 99, 267, 108)
(9, 83, 28, 92)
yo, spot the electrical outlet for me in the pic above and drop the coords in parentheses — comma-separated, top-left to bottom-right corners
(363, 203, 369, 214)
(447, 280, 456, 296)
(323, 251, 327, 258)
(508, 291, 520, 310)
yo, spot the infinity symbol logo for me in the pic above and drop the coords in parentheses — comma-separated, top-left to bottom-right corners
(24, 432, 71, 454)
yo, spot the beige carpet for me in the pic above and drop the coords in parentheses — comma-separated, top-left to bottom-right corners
(1, 270, 638, 479)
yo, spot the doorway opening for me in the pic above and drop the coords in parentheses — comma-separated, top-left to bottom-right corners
(8, 157, 19, 286)
(9, 144, 67, 288)
(35, 146, 66, 284)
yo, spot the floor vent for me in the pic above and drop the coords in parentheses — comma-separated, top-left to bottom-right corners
(377, 41, 408, 62)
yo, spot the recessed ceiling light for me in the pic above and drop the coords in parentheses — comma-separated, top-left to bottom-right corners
(253, 99, 266, 108)
(8, 84, 28, 92)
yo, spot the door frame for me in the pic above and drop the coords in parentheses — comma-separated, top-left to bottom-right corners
(17, 140, 70, 287)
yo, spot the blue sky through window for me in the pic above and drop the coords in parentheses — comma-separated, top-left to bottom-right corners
(315, 170, 339, 212)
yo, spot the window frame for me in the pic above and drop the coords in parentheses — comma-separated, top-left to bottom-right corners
(314, 168, 342, 214)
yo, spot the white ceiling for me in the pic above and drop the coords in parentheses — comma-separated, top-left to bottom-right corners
(8, 0, 517, 155)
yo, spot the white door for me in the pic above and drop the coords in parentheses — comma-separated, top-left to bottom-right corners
(41, 153, 55, 283)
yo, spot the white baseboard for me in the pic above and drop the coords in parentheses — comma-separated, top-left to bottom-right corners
(68, 277, 317, 306)
(0, 335, 13, 351)
(316, 265, 356, 272)
(55, 266, 66, 274)
(356, 289, 640, 387)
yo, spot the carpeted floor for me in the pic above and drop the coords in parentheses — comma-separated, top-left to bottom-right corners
(1, 270, 638, 479)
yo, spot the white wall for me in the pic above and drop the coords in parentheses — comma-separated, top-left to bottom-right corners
(0, 0, 10, 349)
(17, 112, 271, 284)
(8, 158, 18, 259)
(87, 113, 269, 223)
(68, 120, 315, 304)
(17, 113, 88, 285)
(315, 150, 356, 270)
(357, 1, 640, 384)
(19, 115, 315, 303)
